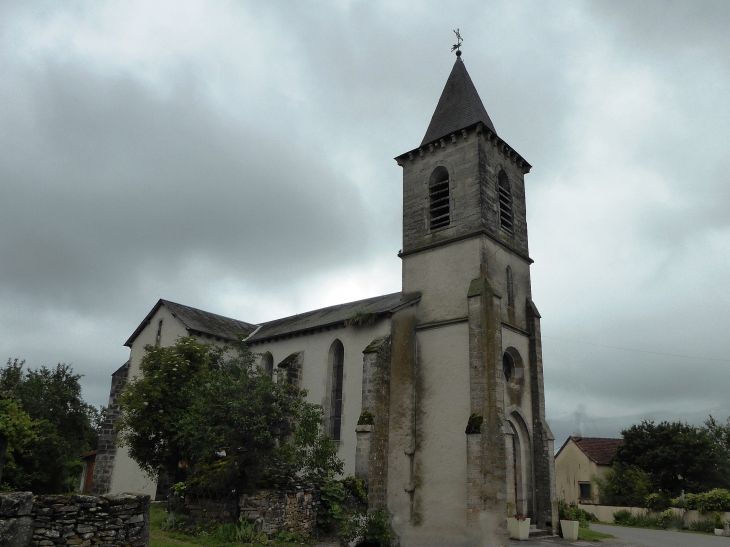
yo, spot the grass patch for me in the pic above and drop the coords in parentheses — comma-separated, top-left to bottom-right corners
(149, 504, 318, 547)
(579, 528, 615, 541)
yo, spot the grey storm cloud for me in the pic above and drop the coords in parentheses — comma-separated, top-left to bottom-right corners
(1, 1, 729, 445)
(0, 62, 372, 312)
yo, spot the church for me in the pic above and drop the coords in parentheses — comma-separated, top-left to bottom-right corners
(91, 49, 558, 544)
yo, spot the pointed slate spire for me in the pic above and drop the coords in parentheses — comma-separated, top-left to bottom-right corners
(421, 55, 496, 146)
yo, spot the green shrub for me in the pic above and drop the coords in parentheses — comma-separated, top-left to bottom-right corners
(685, 493, 699, 510)
(277, 530, 304, 543)
(357, 411, 374, 426)
(645, 493, 671, 512)
(341, 509, 393, 547)
(697, 489, 730, 513)
(689, 518, 714, 533)
(317, 475, 345, 530)
(714, 512, 724, 530)
(613, 509, 632, 525)
(612, 509, 681, 530)
(659, 509, 683, 530)
(359, 509, 393, 547)
(214, 516, 266, 544)
(342, 475, 368, 503)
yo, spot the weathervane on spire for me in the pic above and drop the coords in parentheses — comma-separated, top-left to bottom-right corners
(451, 29, 463, 57)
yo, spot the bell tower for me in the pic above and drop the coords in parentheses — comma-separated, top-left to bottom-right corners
(389, 50, 557, 543)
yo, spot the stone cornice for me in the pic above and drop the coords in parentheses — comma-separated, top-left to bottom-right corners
(398, 229, 534, 264)
(394, 121, 532, 174)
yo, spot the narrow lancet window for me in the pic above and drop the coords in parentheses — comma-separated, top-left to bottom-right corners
(155, 319, 163, 346)
(429, 167, 450, 230)
(506, 266, 514, 309)
(329, 340, 345, 441)
(498, 170, 514, 232)
(261, 352, 274, 378)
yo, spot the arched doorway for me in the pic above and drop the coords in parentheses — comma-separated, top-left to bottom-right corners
(508, 411, 533, 518)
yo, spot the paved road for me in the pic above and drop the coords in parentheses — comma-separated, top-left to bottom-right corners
(588, 524, 730, 547)
(317, 526, 730, 547)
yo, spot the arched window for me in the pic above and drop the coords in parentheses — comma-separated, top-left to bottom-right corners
(261, 352, 273, 378)
(329, 340, 345, 441)
(429, 167, 450, 230)
(506, 266, 514, 309)
(498, 170, 513, 232)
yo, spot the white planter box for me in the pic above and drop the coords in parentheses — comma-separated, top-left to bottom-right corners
(507, 517, 530, 540)
(715, 529, 724, 536)
(561, 519, 579, 540)
(507, 518, 517, 538)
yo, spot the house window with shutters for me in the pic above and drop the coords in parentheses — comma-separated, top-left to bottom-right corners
(429, 167, 450, 230)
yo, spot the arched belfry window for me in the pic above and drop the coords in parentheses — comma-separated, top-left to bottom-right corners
(506, 266, 515, 309)
(498, 170, 514, 232)
(261, 352, 273, 378)
(329, 340, 345, 441)
(429, 167, 450, 230)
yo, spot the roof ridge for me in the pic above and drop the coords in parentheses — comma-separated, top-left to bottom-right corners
(255, 291, 403, 328)
(161, 299, 254, 326)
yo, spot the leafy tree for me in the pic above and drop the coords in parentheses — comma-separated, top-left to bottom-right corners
(594, 461, 651, 506)
(0, 359, 102, 493)
(613, 420, 730, 495)
(0, 393, 38, 484)
(706, 415, 730, 461)
(116, 338, 342, 493)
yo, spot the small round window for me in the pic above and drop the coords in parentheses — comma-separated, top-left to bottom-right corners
(502, 347, 524, 388)
(503, 352, 514, 382)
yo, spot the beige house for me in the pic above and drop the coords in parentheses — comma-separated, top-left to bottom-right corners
(555, 436, 623, 505)
(92, 51, 558, 545)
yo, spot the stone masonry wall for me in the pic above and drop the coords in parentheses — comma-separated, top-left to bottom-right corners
(238, 487, 320, 539)
(90, 362, 130, 496)
(0, 492, 149, 547)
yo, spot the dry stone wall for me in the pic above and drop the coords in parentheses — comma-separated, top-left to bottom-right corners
(238, 487, 320, 539)
(0, 493, 149, 547)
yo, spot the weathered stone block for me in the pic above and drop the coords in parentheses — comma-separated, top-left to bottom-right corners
(0, 493, 34, 517)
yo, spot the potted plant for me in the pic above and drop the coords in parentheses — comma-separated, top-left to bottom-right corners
(506, 514, 530, 540)
(714, 512, 724, 536)
(559, 503, 579, 541)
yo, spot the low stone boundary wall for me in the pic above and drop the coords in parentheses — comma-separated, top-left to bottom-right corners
(185, 497, 237, 523)
(0, 492, 149, 547)
(238, 487, 320, 538)
(578, 503, 730, 526)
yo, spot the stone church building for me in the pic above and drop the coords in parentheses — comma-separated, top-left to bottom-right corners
(91, 52, 557, 544)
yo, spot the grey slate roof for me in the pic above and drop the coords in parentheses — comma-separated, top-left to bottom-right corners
(421, 56, 496, 146)
(246, 292, 420, 343)
(124, 299, 257, 347)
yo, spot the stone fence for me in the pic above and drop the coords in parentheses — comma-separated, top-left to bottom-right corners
(578, 503, 730, 527)
(0, 492, 149, 547)
(238, 487, 320, 539)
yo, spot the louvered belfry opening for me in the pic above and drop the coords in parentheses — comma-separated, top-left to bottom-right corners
(498, 170, 514, 232)
(329, 340, 344, 441)
(429, 167, 450, 230)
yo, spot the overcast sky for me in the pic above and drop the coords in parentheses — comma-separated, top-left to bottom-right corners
(1, 1, 729, 447)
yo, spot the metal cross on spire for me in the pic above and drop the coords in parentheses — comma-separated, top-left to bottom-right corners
(451, 29, 463, 57)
